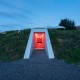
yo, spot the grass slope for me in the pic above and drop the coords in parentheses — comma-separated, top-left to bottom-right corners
(0, 29, 30, 62)
(48, 29, 80, 63)
(0, 29, 80, 63)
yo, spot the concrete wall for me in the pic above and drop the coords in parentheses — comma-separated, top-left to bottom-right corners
(24, 30, 34, 59)
(45, 29, 54, 59)
(24, 28, 54, 59)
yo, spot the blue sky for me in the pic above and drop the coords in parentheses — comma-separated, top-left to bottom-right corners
(0, 0, 80, 31)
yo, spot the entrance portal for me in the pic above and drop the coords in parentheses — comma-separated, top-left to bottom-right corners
(34, 32, 45, 49)
(24, 28, 54, 59)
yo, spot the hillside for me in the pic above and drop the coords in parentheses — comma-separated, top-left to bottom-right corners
(0, 29, 80, 63)
(0, 29, 30, 62)
(49, 29, 80, 63)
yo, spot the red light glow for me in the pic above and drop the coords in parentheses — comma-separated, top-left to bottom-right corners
(34, 32, 45, 49)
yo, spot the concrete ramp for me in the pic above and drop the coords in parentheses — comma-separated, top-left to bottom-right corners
(30, 49, 48, 59)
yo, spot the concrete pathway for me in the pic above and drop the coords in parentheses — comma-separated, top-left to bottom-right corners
(0, 50, 80, 80)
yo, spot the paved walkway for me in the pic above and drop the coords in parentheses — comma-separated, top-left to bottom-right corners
(0, 50, 80, 80)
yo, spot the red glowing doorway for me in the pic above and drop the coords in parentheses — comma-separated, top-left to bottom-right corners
(34, 32, 45, 49)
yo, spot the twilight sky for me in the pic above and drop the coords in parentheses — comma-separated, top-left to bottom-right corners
(0, 0, 80, 31)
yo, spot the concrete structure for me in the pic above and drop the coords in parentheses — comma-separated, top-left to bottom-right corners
(24, 28, 54, 59)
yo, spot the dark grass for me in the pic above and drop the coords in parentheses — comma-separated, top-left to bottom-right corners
(0, 29, 30, 62)
(0, 29, 80, 63)
(48, 29, 80, 63)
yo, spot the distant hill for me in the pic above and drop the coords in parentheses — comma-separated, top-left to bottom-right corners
(76, 26, 80, 29)
(46, 26, 65, 29)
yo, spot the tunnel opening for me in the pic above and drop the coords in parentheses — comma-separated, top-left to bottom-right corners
(34, 32, 45, 49)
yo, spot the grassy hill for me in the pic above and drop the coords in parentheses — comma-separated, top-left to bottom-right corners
(0, 29, 30, 62)
(49, 29, 80, 63)
(0, 29, 80, 63)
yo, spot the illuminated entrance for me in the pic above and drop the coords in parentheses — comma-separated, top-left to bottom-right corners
(24, 28, 54, 59)
(34, 32, 45, 49)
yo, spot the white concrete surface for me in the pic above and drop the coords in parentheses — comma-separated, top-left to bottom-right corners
(24, 28, 54, 59)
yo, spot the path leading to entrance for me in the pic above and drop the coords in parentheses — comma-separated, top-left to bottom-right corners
(0, 50, 80, 80)
(30, 49, 48, 60)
